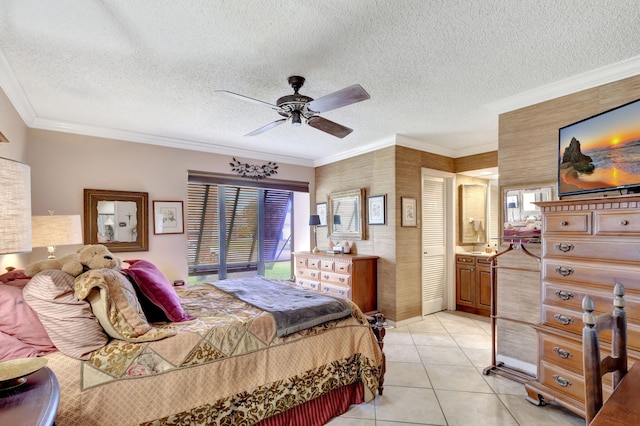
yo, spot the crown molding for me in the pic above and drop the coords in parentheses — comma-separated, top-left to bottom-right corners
(313, 135, 397, 167)
(0, 50, 36, 125)
(487, 55, 640, 114)
(30, 117, 315, 167)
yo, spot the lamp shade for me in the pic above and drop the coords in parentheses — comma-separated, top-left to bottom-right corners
(0, 158, 32, 254)
(32, 215, 83, 248)
(308, 215, 321, 226)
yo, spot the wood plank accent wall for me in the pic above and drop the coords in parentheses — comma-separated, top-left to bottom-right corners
(496, 73, 640, 372)
(315, 144, 497, 322)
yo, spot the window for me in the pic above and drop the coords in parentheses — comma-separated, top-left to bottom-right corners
(187, 178, 299, 283)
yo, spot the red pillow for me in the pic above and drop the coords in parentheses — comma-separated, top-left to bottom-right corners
(0, 268, 31, 287)
(123, 260, 194, 322)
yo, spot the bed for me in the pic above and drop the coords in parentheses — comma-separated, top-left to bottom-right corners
(0, 263, 385, 426)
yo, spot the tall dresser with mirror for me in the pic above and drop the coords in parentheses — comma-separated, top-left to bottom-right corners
(524, 195, 640, 418)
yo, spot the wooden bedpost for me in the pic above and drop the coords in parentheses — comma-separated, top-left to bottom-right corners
(368, 312, 386, 395)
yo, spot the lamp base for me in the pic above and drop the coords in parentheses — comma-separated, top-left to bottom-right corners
(312, 246, 321, 253)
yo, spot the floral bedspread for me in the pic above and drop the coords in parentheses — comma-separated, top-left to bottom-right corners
(46, 283, 383, 426)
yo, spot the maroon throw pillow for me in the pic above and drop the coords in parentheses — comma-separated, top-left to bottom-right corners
(123, 260, 194, 322)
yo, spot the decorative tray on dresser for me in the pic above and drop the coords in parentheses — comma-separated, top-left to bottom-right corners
(293, 251, 378, 313)
(524, 195, 640, 419)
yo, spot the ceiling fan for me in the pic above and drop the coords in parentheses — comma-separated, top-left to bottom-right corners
(216, 76, 370, 138)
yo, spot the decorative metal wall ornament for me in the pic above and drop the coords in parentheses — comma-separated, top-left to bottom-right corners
(230, 157, 278, 180)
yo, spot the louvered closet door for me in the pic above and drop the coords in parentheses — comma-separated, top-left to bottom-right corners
(421, 173, 447, 315)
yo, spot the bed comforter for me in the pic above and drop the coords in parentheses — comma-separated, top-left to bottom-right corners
(46, 283, 383, 425)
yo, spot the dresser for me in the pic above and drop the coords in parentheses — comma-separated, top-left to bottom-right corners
(455, 254, 491, 317)
(524, 195, 640, 419)
(293, 251, 378, 313)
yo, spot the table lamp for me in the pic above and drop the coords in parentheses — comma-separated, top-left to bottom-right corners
(0, 158, 32, 257)
(309, 214, 321, 253)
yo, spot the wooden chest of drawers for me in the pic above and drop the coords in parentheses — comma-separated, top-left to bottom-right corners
(524, 196, 640, 418)
(293, 252, 378, 313)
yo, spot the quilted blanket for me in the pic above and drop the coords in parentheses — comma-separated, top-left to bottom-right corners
(45, 282, 383, 426)
(212, 276, 352, 337)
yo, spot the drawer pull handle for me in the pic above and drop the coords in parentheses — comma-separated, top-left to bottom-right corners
(555, 266, 574, 276)
(560, 221, 568, 226)
(620, 219, 629, 226)
(339, 290, 345, 296)
(555, 290, 574, 301)
(554, 314, 574, 325)
(310, 272, 317, 278)
(552, 375, 572, 387)
(323, 288, 329, 293)
(555, 243, 574, 252)
(339, 277, 345, 283)
(323, 274, 329, 279)
(553, 347, 573, 359)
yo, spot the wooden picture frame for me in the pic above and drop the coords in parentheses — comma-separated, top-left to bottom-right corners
(316, 202, 327, 227)
(401, 196, 418, 227)
(153, 201, 184, 234)
(84, 189, 149, 252)
(367, 194, 386, 225)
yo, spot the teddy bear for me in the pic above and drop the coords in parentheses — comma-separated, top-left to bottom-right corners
(25, 244, 122, 277)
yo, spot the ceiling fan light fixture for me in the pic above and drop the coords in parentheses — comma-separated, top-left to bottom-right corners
(291, 110, 302, 126)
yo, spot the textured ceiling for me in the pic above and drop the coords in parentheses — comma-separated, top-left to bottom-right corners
(1, 1, 640, 166)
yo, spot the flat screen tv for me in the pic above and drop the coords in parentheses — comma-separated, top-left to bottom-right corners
(558, 98, 640, 197)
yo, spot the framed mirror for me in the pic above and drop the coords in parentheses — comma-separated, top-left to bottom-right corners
(501, 183, 554, 242)
(328, 188, 365, 240)
(458, 184, 487, 244)
(83, 189, 149, 252)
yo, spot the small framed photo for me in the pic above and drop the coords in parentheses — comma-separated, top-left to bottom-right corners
(153, 201, 184, 234)
(316, 202, 327, 227)
(401, 197, 418, 227)
(367, 194, 386, 225)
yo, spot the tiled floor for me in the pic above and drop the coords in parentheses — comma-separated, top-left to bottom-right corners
(328, 310, 586, 426)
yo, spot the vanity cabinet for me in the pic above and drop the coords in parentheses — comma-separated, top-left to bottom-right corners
(455, 254, 491, 317)
(524, 195, 640, 419)
(293, 252, 378, 313)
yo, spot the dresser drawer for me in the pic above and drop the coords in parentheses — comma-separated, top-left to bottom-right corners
(334, 261, 352, 274)
(297, 268, 321, 281)
(542, 305, 582, 335)
(295, 278, 321, 292)
(543, 281, 640, 322)
(307, 258, 321, 269)
(539, 331, 583, 373)
(538, 361, 587, 403)
(320, 260, 335, 271)
(295, 257, 308, 268)
(321, 271, 351, 286)
(456, 255, 475, 264)
(543, 238, 640, 263)
(322, 282, 351, 299)
(544, 212, 591, 234)
(542, 259, 640, 292)
(596, 211, 640, 236)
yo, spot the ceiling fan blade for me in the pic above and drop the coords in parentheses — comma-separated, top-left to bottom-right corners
(245, 119, 287, 136)
(307, 116, 353, 138)
(215, 90, 283, 112)
(306, 84, 370, 113)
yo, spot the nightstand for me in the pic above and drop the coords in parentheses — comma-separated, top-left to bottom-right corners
(0, 366, 59, 426)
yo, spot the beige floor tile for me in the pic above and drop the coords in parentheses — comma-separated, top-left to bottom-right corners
(498, 394, 584, 425)
(339, 398, 376, 420)
(407, 320, 448, 334)
(411, 332, 457, 347)
(383, 361, 432, 388)
(326, 417, 376, 426)
(384, 343, 422, 363)
(383, 329, 415, 345)
(426, 364, 494, 392)
(375, 386, 447, 425)
(417, 345, 473, 366)
(462, 346, 492, 368)
(451, 333, 492, 349)
(441, 321, 489, 335)
(481, 372, 528, 396)
(436, 389, 519, 425)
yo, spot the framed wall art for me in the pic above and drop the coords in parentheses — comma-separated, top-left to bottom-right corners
(316, 202, 327, 227)
(367, 194, 386, 225)
(401, 196, 418, 227)
(153, 200, 184, 234)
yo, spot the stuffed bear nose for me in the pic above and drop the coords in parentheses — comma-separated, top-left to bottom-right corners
(105, 256, 113, 260)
